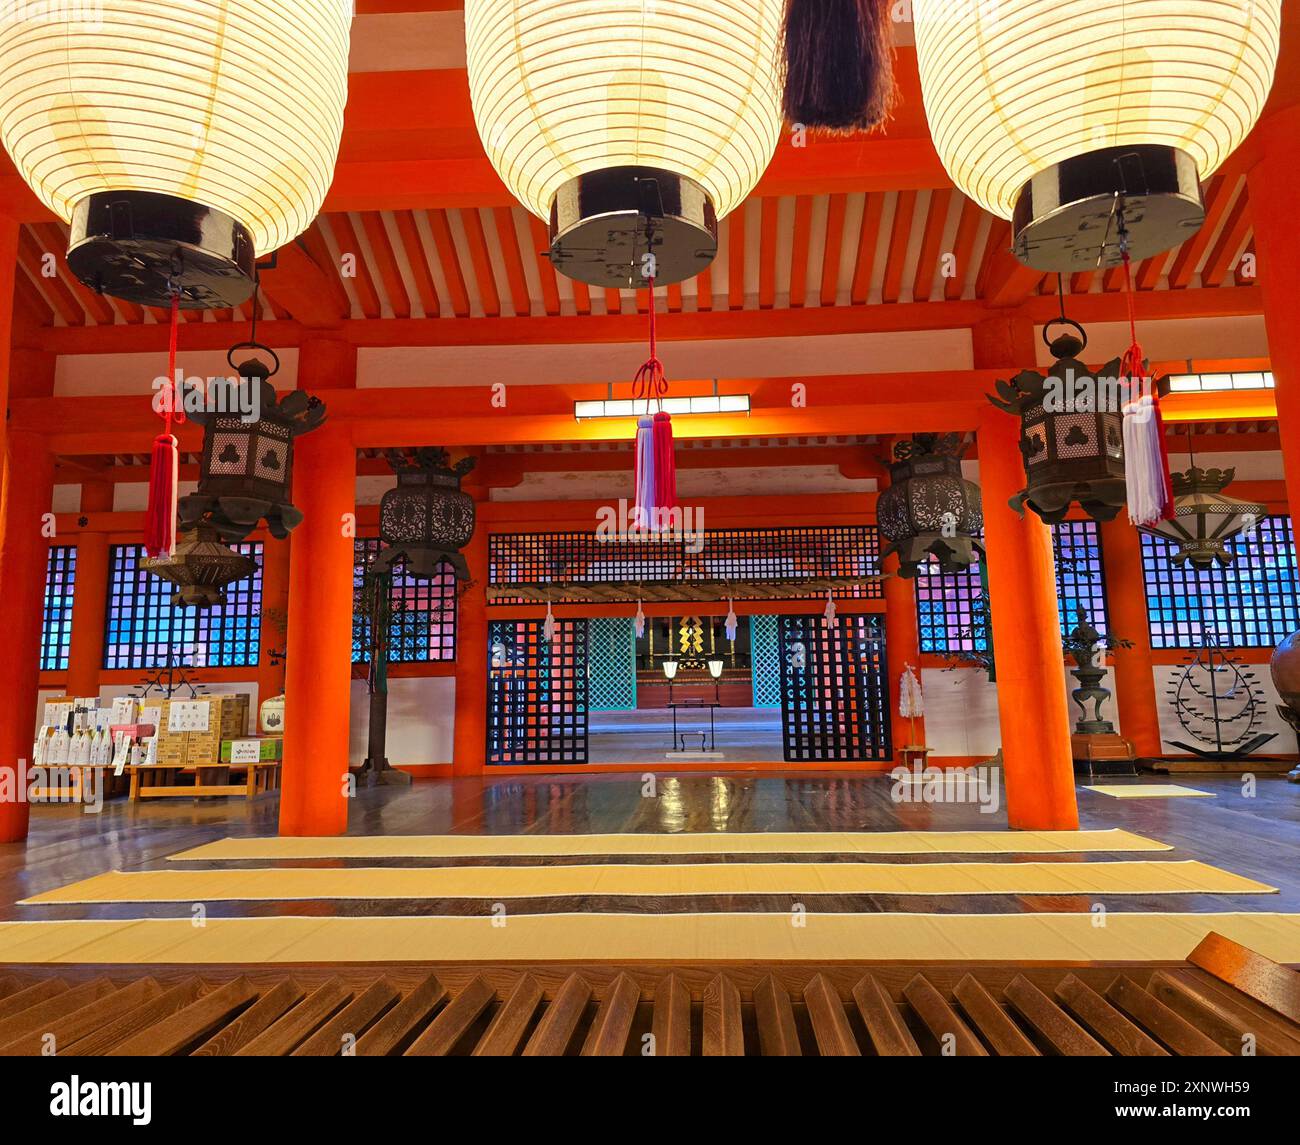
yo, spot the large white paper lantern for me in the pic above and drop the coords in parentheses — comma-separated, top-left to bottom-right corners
(465, 0, 785, 288)
(0, 1, 351, 307)
(911, 0, 1281, 271)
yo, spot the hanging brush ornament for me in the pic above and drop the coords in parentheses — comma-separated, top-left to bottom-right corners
(725, 599, 739, 642)
(634, 600, 647, 639)
(631, 276, 678, 531)
(822, 590, 838, 629)
(1115, 211, 1175, 528)
(782, 0, 896, 132)
(543, 601, 557, 644)
(145, 285, 186, 558)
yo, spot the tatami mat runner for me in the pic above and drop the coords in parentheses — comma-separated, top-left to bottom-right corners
(169, 828, 1171, 862)
(22, 859, 1273, 904)
(2, 912, 1300, 964)
(1084, 784, 1213, 799)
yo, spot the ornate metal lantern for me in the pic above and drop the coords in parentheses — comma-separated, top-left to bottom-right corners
(987, 321, 1127, 523)
(1140, 466, 1266, 568)
(372, 449, 477, 580)
(141, 524, 258, 609)
(178, 347, 326, 543)
(876, 433, 983, 578)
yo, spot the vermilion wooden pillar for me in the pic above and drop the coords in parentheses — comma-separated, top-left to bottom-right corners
(975, 316, 1078, 830)
(453, 484, 488, 776)
(0, 431, 55, 842)
(1100, 517, 1164, 759)
(65, 478, 114, 700)
(256, 537, 291, 720)
(278, 421, 355, 836)
(1247, 109, 1300, 513)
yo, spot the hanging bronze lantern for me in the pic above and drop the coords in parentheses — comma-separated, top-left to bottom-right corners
(987, 319, 1128, 523)
(141, 523, 258, 609)
(877, 433, 983, 578)
(177, 345, 327, 543)
(372, 449, 478, 580)
(1140, 466, 1266, 568)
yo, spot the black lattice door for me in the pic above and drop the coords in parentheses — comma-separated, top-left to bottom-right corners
(778, 614, 891, 762)
(487, 619, 588, 765)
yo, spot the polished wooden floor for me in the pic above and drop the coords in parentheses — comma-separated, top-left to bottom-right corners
(3, 772, 1299, 921)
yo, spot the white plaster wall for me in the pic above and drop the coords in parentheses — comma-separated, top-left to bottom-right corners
(349, 676, 455, 766)
(922, 662, 1120, 758)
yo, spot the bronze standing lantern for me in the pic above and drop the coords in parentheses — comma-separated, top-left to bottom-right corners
(178, 345, 327, 543)
(372, 449, 478, 580)
(987, 320, 1128, 523)
(876, 433, 983, 577)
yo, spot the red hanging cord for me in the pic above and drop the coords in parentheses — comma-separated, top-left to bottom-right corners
(144, 292, 185, 557)
(631, 276, 668, 414)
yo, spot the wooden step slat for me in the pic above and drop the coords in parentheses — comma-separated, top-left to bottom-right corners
(651, 974, 692, 1057)
(1105, 976, 1229, 1057)
(405, 976, 495, 1057)
(523, 975, 592, 1057)
(1148, 971, 1300, 1057)
(0, 978, 68, 1021)
(111, 978, 258, 1057)
(803, 974, 860, 1056)
(953, 975, 1040, 1057)
(903, 974, 987, 1057)
(473, 974, 543, 1057)
(192, 980, 306, 1057)
(0, 978, 117, 1049)
(851, 974, 921, 1057)
(354, 974, 447, 1057)
(1004, 976, 1109, 1057)
(1188, 931, 1300, 1025)
(65, 979, 203, 1056)
(753, 974, 801, 1057)
(581, 973, 640, 1057)
(234, 980, 352, 1057)
(0, 978, 161, 1057)
(293, 980, 400, 1057)
(702, 974, 744, 1056)
(1054, 974, 1168, 1057)
(0, 977, 25, 1002)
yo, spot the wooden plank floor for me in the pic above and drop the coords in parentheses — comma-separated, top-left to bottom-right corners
(1, 933, 1296, 1057)
(4, 772, 1299, 922)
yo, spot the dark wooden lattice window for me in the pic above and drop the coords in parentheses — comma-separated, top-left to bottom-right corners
(1143, 515, 1299, 649)
(104, 544, 262, 670)
(41, 546, 77, 673)
(916, 522, 1108, 653)
(778, 613, 891, 762)
(487, 618, 588, 765)
(353, 538, 457, 663)
(489, 526, 883, 602)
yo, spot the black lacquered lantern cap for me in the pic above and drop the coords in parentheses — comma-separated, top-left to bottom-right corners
(548, 166, 718, 289)
(1012, 145, 1205, 273)
(67, 190, 256, 309)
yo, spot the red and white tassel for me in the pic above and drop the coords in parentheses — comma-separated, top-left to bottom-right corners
(631, 277, 677, 531)
(1117, 249, 1174, 527)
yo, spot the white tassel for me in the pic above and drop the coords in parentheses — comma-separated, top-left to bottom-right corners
(822, 590, 838, 629)
(1123, 393, 1167, 526)
(543, 602, 557, 644)
(634, 600, 646, 638)
(725, 599, 738, 641)
(899, 665, 925, 719)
